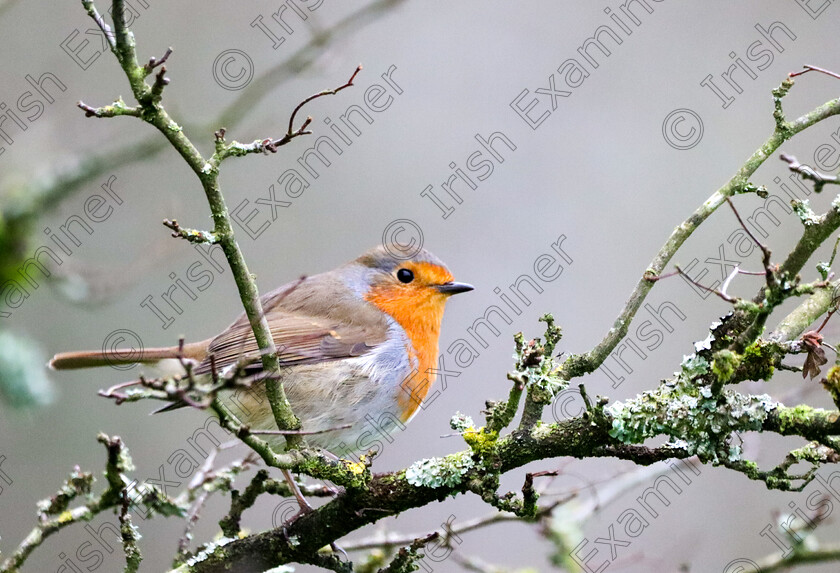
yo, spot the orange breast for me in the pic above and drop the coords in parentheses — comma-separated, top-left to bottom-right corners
(365, 285, 447, 422)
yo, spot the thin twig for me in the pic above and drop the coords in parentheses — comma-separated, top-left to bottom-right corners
(144, 47, 173, 74)
(726, 196, 774, 281)
(248, 423, 353, 436)
(288, 65, 362, 136)
(789, 65, 840, 81)
(675, 266, 738, 303)
(780, 153, 840, 194)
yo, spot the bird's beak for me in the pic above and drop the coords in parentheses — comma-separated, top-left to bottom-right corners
(436, 281, 474, 295)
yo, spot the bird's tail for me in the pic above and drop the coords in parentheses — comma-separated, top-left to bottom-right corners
(49, 341, 209, 370)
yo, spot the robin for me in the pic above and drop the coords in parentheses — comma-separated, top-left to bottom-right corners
(49, 245, 473, 455)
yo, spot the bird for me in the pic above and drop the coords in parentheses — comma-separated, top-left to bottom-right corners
(50, 245, 473, 457)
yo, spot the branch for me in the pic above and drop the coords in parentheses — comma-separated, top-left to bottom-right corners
(1, 0, 404, 226)
(376, 533, 439, 573)
(162, 219, 219, 244)
(119, 488, 143, 573)
(167, 416, 684, 573)
(0, 435, 183, 573)
(79, 0, 366, 447)
(556, 75, 840, 384)
(212, 65, 362, 161)
(343, 497, 567, 553)
(755, 543, 840, 572)
(769, 279, 840, 342)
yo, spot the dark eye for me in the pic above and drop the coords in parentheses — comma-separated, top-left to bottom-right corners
(397, 268, 414, 283)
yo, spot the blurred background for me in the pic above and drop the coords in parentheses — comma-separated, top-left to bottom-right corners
(2, 1, 840, 571)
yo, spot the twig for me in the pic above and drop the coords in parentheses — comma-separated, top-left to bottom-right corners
(81, 0, 116, 51)
(0, 435, 180, 573)
(377, 533, 439, 573)
(215, 64, 364, 158)
(780, 153, 840, 194)
(163, 218, 218, 244)
(726, 197, 773, 281)
(248, 423, 352, 436)
(675, 266, 738, 303)
(789, 65, 840, 81)
(144, 47, 173, 74)
(177, 490, 209, 559)
(756, 543, 840, 572)
(77, 99, 140, 118)
(288, 65, 362, 136)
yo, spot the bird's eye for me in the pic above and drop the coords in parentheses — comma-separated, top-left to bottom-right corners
(397, 268, 414, 283)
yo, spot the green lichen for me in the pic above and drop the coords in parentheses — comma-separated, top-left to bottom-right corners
(790, 442, 836, 463)
(741, 341, 775, 381)
(777, 404, 815, 433)
(462, 426, 499, 459)
(712, 349, 741, 383)
(36, 469, 94, 516)
(822, 365, 840, 408)
(562, 353, 592, 378)
(737, 182, 769, 198)
(405, 452, 474, 489)
(734, 299, 761, 314)
(293, 456, 369, 490)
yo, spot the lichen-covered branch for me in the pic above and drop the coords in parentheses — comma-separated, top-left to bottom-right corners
(0, 435, 183, 573)
(556, 76, 840, 385)
(169, 415, 684, 573)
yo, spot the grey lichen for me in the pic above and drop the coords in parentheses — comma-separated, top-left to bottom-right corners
(681, 353, 710, 377)
(450, 412, 475, 433)
(606, 356, 779, 462)
(405, 452, 475, 489)
(178, 537, 238, 570)
(791, 199, 820, 226)
(511, 315, 568, 403)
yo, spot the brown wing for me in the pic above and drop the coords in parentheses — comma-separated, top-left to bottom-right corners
(192, 272, 391, 376)
(192, 310, 385, 375)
